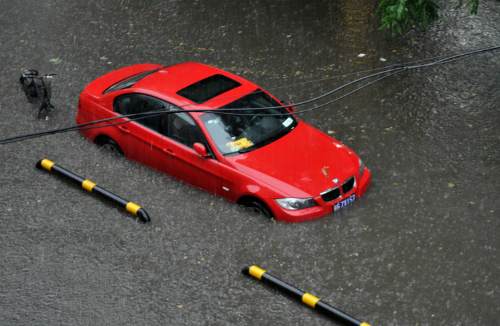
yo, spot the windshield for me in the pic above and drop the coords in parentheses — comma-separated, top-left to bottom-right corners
(200, 91, 297, 155)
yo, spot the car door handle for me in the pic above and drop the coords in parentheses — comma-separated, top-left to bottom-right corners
(162, 148, 175, 156)
(118, 125, 130, 134)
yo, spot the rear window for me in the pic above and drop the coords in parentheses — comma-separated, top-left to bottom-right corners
(103, 68, 160, 94)
(177, 74, 241, 104)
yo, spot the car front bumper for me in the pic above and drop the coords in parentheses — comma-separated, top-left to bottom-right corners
(270, 168, 372, 223)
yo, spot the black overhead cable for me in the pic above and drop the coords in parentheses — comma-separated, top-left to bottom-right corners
(0, 45, 498, 146)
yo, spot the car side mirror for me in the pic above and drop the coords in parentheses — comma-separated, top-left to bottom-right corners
(193, 142, 209, 158)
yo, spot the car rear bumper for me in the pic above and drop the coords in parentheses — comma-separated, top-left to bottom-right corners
(270, 168, 372, 223)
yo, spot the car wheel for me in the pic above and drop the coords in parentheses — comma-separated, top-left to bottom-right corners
(242, 200, 273, 219)
(97, 138, 123, 156)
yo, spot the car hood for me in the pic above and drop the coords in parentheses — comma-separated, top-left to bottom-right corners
(225, 122, 359, 197)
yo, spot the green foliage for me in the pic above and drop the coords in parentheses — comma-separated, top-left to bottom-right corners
(377, 0, 439, 34)
(466, 0, 479, 14)
(378, 0, 480, 35)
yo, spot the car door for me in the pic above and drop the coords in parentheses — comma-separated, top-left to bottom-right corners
(159, 107, 222, 194)
(113, 93, 159, 164)
(115, 93, 222, 193)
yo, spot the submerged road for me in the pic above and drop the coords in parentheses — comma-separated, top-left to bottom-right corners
(0, 1, 499, 325)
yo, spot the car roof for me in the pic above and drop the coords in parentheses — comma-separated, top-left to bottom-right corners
(131, 62, 259, 112)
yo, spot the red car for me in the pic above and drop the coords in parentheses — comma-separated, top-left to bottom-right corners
(76, 62, 371, 222)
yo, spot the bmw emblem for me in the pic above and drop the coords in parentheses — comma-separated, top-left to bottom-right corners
(332, 178, 339, 184)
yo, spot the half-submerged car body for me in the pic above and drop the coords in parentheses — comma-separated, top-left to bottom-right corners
(76, 62, 371, 222)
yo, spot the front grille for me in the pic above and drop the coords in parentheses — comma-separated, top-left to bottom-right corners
(321, 187, 341, 202)
(342, 177, 355, 193)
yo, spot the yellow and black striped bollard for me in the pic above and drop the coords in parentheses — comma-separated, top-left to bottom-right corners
(243, 265, 371, 326)
(36, 158, 150, 223)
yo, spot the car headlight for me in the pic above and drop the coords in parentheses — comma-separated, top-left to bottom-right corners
(358, 158, 365, 176)
(275, 197, 317, 210)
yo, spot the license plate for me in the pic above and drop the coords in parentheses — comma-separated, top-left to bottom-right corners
(334, 194, 356, 212)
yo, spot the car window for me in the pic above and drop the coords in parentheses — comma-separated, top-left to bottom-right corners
(167, 112, 205, 148)
(114, 93, 167, 133)
(114, 93, 206, 149)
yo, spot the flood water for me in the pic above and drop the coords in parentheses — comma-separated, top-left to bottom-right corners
(0, 1, 499, 325)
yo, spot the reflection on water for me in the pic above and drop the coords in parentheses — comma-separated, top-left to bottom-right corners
(337, 0, 378, 56)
